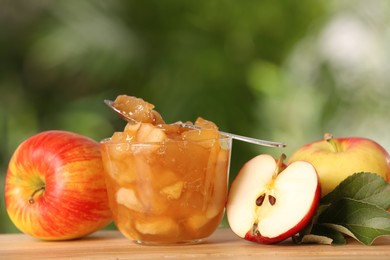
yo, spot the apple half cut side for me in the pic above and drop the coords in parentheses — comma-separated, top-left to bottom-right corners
(226, 154, 321, 244)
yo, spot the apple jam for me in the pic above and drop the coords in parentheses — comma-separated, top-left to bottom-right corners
(100, 96, 232, 244)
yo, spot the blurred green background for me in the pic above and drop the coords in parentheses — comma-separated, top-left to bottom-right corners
(1, 0, 390, 234)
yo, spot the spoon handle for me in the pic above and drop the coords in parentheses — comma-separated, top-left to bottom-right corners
(177, 123, 286, 148)
(220, 131, 286, 148)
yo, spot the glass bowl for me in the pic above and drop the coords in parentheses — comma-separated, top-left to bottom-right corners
(100, 134, 232, 245)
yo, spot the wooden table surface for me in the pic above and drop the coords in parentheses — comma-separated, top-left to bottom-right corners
(1, 228, 389, 259)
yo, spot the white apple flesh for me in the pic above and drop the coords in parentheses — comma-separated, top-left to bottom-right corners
(226, 154, 320, 244)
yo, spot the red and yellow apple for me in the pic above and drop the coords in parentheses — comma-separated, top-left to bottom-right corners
(226, 154, 320, 244)
(288, 133, 390, 197)
(5, 130, 112, 240)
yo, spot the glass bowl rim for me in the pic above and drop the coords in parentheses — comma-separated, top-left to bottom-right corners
(100, 133, 232, 146)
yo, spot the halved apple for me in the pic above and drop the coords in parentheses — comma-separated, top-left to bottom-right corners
(226, 154, 320, 244)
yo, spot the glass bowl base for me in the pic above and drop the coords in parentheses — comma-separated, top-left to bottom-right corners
(134, 238, 204, 246)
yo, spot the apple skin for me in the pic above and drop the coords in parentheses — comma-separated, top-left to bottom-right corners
(288, 134, 390, 197)
(226, 154, 321, 244)
(243, 188, 320, 245)
(5, 130, 112, 240)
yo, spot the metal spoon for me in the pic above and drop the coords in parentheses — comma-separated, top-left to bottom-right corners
(104, 99, 286, 148)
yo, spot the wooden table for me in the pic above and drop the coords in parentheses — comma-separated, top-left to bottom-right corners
(1, 228, 389, 259)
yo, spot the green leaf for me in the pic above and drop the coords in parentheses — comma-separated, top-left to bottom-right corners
(321, 172, 390, 210)
(318, 198, 390, 245)
(293, 204, 330, 241)
(293, 204, 342, 245)
(296, 173, 390, 246)
(301, 225, 346, 245)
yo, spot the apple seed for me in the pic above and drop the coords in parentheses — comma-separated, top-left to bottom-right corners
(256, 194, 266, 206)
(268, 195, 276, 205)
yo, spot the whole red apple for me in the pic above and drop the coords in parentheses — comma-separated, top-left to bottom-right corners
(288, 133, 390, 197)
(5, 130, 112, 240)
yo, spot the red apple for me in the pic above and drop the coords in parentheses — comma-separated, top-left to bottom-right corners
(5, 130, 112, 240)
(288, 133, 390, 197)
(226, 154, 320, 244)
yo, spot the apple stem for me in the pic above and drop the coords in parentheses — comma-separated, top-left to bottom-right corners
(28, 186, 45, 204)
(251, 223, 260, 236)
(273, 153, 286, 178)
(324, 133, 340, 153)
